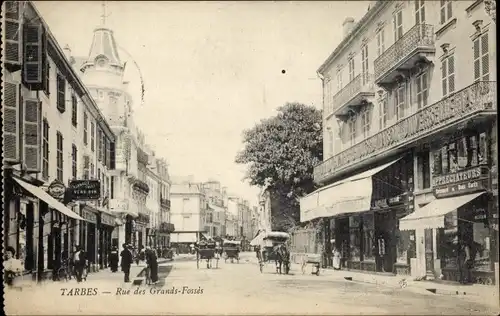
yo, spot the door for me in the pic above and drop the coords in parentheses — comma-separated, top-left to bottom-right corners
(424, 228, 434, 277)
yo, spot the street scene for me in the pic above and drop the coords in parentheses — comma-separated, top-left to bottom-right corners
(2, 0, 499, 315)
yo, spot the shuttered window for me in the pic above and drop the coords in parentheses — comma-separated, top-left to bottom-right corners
(415, 0, 425, 25)
(56, 73, 66, 113)
(379, 97, 388, 129)
(42, 119, 49, 180)
(83, 112, 88, 145)
(71, 94, 77, 127)
(348, 57, 355, 82)
(349, 118, 356, 146)
(376, 28, 385, 57)
(72, 144, 77, 179)
(56, 132, 63, 181)
(90, 162, 95, 179)
(361, 45, 369, 85)
(396, 84, 406, 120)
(442, 55, 455, 97)
(91, 121, 95, 151)
(416, 72, 428, 109)
(473, 33, 489, 82)
(23, 98, 41, 172)
(393, 9, 403, 41)
(361, 108, 371, 138)
(83, 155, 90, 180)
(98, 129, 103, 162)
(3, 81, 20, 162)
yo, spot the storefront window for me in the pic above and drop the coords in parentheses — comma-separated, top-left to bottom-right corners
(439, 210, 459, 268)
(470, 205, 491, 272)
(362, 213, 375, 261)
(349, 216, 361, 261)
(395, 229, 413, 264)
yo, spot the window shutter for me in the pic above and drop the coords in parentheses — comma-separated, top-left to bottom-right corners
(4, 1, 22, 67)
(110, 141, 116, 170)
(3, 81, 20, 162)
(57, 74, 66, 113)
(23, 22, 44, 86)
(448, 56, 455, 93)
(481, 34, 489, 81)
(83, 155, 90, 179)
(23, 97, 41, 172)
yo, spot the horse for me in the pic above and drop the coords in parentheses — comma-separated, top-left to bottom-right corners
(273, 244, 291, 275)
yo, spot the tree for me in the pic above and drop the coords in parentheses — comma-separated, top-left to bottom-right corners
(235, 102, 323, 231)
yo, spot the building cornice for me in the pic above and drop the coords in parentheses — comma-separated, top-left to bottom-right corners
(317, 1, 390, 74)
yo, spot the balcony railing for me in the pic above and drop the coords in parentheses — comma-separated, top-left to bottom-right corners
(314, 81, 497, 183)
(374, 24, 435, 84)
(331, 73, 375, 116)
(160, 198, 171, 210)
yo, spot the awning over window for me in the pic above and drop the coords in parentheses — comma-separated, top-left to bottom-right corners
(13, 177, 84, 221)
(399, 191, 486, 231)
(300, 158, 402, 223)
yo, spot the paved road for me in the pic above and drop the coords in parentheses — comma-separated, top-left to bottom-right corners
(5, 253, 499, 315)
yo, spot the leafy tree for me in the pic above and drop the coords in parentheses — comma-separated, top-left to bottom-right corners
(235, 102, 323, 231)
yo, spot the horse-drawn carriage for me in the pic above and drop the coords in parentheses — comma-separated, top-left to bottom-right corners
(196, 240, 220, 269)
(255, 231, 291, 274)
(222, 240, 240, 263)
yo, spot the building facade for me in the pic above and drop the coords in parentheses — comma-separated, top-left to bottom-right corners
(300, 0, 497, 284)
(202, 180, 226, 238)
(2, 1, 117, 280)
(157, 158, 174, 248)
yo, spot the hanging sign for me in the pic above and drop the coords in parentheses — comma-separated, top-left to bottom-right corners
(47, 179, 66, 200)
(69, 180, 101, 200)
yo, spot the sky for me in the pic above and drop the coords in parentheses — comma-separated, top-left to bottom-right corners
(35, 1, 369, 206)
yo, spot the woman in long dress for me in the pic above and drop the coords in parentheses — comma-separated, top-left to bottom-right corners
(332, 246, 341, 270)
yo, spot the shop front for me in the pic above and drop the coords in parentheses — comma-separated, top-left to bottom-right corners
(134, 213, 149, 249)
(300, 154, 415, 275)
(80, 204, 98, 271)
(98, 210, 116, 269)
(4, 175, 84, 282)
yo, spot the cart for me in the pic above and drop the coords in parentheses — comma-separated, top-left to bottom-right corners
(196, 240, 219, 269)
(223, 240, 240, 263)
(257, 232, 290, 274)
(300, 253, 321, 276)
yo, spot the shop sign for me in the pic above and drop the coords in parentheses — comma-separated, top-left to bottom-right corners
(434, 179, 489, 198)
(137, 213, 150, 224)
(100, 212, 115, 227)
(47, 179, 66, 200)
(372, 193, 408, 209)
(432, 166, 489, 187)
(82, 206, 98, 223)
(69, 180, 101, 200)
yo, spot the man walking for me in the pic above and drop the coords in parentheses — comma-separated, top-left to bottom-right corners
(74, 246, 86, 283)
(120, 244, 133, 283)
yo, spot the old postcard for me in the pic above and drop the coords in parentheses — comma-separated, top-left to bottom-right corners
(2, 0, 500, 315)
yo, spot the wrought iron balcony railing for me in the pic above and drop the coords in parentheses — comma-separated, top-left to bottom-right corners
(374, 24, 435, 83)
(314, 81, 497, 183)
(331, 73, 375, 116)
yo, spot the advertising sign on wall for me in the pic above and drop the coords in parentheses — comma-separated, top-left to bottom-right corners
(69, 180, 101, 201)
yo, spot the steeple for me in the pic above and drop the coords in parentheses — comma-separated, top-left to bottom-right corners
(81, 1, 123, 71)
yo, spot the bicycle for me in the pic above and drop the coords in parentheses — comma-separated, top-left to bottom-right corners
(56, 260, 73, 281)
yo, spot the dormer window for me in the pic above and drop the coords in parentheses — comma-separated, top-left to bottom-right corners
(96, 56, 108, 68)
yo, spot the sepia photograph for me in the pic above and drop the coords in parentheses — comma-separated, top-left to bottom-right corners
(2, 0, 499, 314)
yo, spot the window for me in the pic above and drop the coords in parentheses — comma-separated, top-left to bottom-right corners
(328, 130, 334, 158)
(361, 108, 371, 138)
(417, 150, 430, 190)
(376, 29, 385, 57)
(110, 176, 115, 199)
(56, 74, 66, 113)
(442, 55, 455, 97)
(44, 61, 50, 96)
(83, 155, 90, 180)
(415, 0, 425, 25)
(415, 72, 428, 109)
(393, 9, 403, 41)
(90, 162, 94, 179)
(396, 84, 406, 120)
(98, 129, 103, 162)
(361, 45, 369, 85)
(379, 98, 388, 129)
(71, 94, 77, 127)
(362, 213, 375, 261)
(348, 57, 355, 82)
(72, 144, 77, 179)
(349, 118, 356, 146)
(42, 119, 49, 180)
(440, 0, 453, 25)
(83, 112, 88, 145)
(336, 71, 343, 91)
(56, 132, 63, 181)
(349, 216, 361, 261)
(473, 33, 489, 82)
(91, 121, 95, 152)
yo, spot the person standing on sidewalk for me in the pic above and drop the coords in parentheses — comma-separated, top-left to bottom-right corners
(457, 239, 472, 284)
(74, 246, 86, 283)
(120, 244, 133, 283)
(109, 247, 119, 273)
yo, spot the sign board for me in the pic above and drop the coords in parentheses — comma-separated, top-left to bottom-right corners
(69, 180, 101, 200)
(372, 193, 409, 210)
(81, 206, 98, 223)
(100, 212, 115, 227)
(434, 179, 489, 198)
(47, 179, 66, 200)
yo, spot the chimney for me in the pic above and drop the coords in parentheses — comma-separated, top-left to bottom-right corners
(342, 17, 355, 38)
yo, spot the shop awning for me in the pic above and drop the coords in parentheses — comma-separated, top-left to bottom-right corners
(170, 233, 197, 243)
(399, 191, 486, 231)
(13, 177, 84, 221)
(300, 158, 402, 222)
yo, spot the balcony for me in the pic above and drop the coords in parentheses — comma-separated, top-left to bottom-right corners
(160, 198, 171, 210)
(331, 74, 375, 118)
(159, 222, 175, 233)
(314, 81, 496, 184)
(374, 24, 435, 88)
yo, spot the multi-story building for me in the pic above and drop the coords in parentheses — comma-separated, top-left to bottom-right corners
(157, 158, 174, 248)
(300, 0, 497, 284)
(202, 180, 226, 238)
(170, 177, 208, 245)
(67, 19, 151, 250)
(226, 197, 240, 238)
(2, 1, 117, 280)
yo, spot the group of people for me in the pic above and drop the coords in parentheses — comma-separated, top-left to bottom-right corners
(118, 244, 159, 283)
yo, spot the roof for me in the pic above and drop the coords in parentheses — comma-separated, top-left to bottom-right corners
(82, 27, 123, 68)
(317, 0, 388, 75)
(170, 183, 202, 195)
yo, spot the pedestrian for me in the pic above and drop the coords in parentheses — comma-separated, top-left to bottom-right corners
(146, 246, 159, 284)
(73, 246, 86, 283)
(109, 246, 119, 273)
(120, 243, 133, 282)
(456, 238, 472, 284)
(4, 246, 23, 287)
